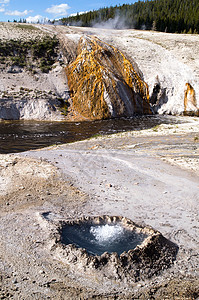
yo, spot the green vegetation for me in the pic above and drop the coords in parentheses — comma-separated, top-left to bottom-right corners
(0, 35, 59, 73)
(32, 36, 59, 72)
(152, 125, 160, 132)
(16, 24, 39, 31)
(61, 0, 199, 34)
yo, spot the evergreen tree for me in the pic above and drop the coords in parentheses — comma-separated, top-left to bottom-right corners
(61, 0, 199, 34)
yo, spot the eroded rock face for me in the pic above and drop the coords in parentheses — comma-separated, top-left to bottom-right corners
(0, 98, 64, 120)
(66, 36, 151, 120)
(41, 214, 178, 283)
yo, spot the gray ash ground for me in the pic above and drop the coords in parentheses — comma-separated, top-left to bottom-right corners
(0, 125, 199, 299)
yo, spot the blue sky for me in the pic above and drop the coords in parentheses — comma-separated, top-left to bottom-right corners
(0, 0, 136, 23)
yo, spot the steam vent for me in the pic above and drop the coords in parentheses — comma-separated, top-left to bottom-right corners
(66, 36, 151, 120)
(45, 215, 178, 282)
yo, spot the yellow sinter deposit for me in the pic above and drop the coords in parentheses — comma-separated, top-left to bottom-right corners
(66, 36, 151, 120)
(184, 83, 198, 115)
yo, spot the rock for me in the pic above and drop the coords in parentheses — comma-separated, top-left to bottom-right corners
(66, 36, 151, 120)
(12, 278, 18, 284)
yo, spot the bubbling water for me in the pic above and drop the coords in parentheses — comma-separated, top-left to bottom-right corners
(90, 224, 124, 244)
(61, 223, 148, 256)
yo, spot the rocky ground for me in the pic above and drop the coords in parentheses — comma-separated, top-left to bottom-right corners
(0, 22, 199, 299)
(0, 119, 198, 299)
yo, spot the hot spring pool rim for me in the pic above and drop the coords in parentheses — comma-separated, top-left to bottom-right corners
(42, 215, 178, 281)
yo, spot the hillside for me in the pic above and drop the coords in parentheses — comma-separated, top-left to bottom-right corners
(0, 22, 68, 121)
(0, 22, 199, 121)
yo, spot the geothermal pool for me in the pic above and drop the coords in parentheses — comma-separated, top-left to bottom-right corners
(61, 223, 148, 256)
(50, 215, 178, 282)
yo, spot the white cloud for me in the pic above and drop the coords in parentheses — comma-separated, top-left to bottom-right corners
(0, 0, 8, 13)
(5, 9, 33, 16)
(26, 15, 43, 23)
(46, 4, 70, 16)
(70, 11, 88, 17)
(0, 0, 9, 3)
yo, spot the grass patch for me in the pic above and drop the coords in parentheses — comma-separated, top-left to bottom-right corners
(152, 125, 160, 132)
(16, 24, 39, 31)
(91, 133, 103, 139)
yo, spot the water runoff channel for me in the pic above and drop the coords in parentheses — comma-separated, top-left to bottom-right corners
(0, 115, 186, 154)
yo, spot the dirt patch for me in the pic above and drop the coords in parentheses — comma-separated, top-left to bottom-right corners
(0, 154, 88, 213)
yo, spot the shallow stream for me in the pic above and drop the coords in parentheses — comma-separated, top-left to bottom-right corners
(0, 116, 185, 154)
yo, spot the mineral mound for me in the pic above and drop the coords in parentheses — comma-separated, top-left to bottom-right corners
(184, 82, 199, 116)
(66, 36, 151, 120)
(45, 215, 178, 283)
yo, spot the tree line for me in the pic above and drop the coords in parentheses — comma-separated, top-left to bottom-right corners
(61, 0, 199, 34)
